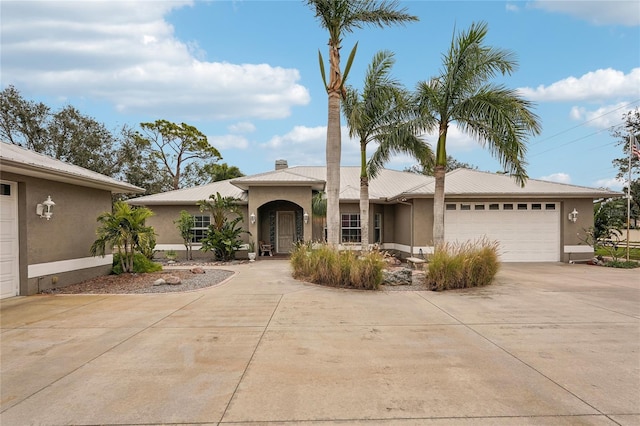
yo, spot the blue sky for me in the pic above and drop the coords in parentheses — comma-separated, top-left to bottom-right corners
(2, 1, 639, 189)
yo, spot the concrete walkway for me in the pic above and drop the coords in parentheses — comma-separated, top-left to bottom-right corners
(1, 261, 638, 425)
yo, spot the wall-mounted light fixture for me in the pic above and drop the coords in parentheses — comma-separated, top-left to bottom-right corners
(250, 213, 256, 224)
(303, 211, 309, 224)
(568, 208, 578, 223)
(36, 195, 55, 220)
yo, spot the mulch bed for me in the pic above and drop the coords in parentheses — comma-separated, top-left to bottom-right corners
(40, 269, 234, 295)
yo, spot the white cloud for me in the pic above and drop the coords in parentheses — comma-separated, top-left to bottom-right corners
(263, 126, 328, 149)
(228, 122, 256, 134)
(569, 102, 630, 128)
(506, 3, 519, 12)
(594, 177, 625, 190)
(538, 172, 572, 184)
(261, 125, 364, 167)
(519, 68, 640, 102)
(0, 1, 310, 120)
(532, 0, 640, 26)
(209, 134, 249, 150)
(260, 123, 478, 172)
(418, 125, 477, 152)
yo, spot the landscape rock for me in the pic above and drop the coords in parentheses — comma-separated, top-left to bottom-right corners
(165, 275, 182, 285)
(384, 256, 402, 266)
(153, 278, 166, 286)
(190, 267, 205, 274)
(382, 267, 412, 286)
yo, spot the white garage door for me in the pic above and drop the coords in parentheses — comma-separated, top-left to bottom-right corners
(444, 202, 560, 262)
(1, 181, 19, 299)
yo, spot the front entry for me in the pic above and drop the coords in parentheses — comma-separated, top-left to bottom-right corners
(277, 211, 295, 253)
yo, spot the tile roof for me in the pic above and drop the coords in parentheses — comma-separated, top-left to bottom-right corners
(0, 142, 144, 193)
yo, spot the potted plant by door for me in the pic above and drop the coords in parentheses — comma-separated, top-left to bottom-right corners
(248, 240, 257, 262)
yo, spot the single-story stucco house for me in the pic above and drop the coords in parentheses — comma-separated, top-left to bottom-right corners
(128, 160, 620, 264)
(0, 143, 144, 298)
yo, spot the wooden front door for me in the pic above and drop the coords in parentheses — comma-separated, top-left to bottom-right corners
(277, 211, 295, 253)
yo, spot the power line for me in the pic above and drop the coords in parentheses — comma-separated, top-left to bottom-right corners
(530, 98, 640, 147)
(530, 126, 615, 157)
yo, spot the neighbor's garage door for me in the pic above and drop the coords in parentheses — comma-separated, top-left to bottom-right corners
(444, 202, 560, 262)
(1, 181, 19, 299)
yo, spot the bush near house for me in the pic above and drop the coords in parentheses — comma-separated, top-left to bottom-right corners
(427, 239, 500, 291)
(112, 253, 162, 275)
(90, 201, 160, 274)
(290, 242, 385, 290)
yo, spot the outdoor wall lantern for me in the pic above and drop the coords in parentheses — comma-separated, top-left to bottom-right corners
(303, 211, 309, 224)
(250, 213, 256, 224)
(568, 208, 578, 223)
(36, 195, 55, 220)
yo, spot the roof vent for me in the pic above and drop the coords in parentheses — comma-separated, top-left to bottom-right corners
(275, 159, 288, 170)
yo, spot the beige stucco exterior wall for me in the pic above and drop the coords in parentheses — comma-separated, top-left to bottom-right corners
(392, 203, 412, 249)
(413, 198, 433, 249)
(248, 186, 312, 245)
(381, 204, 395, 244)
(1, 171, 115, 295)
(134, 191, 601, 264)
(145, 205, 203, 245)
(143, 204, 250, 260)
(561, 198, 596, 262)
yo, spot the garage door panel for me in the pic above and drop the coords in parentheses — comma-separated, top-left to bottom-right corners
(445, 202, 559, 262)
(1, 181, 19, 299)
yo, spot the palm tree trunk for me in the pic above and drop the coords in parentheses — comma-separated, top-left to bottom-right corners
(433, 165, 446, 245)
(326, 90, 341, 246)
(326, 38, 342, 247)
(360, 174, 369, 252)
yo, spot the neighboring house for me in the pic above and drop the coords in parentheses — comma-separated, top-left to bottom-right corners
(129, 160, 621, 264)
(0, 143, 144, 298)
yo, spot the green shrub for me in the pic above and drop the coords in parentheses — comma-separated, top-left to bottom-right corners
(200, 216, 247, 261)
(427, 239, 500, 291)
(112, 252, 162, 275)
(604, 260, 640, 269)
(290, 242, 384, 290)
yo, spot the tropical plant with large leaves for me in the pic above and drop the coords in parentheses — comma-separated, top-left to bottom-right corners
(343, 50, 433, 250)
(415, 21, 541, 244)
(306, 0, 418, 246)
(197, 192, 248, 261)
(90, 201, 156, 273)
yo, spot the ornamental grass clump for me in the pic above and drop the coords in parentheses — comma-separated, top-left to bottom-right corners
(290, 242, 384, 290)
(427, 239, 500, 291)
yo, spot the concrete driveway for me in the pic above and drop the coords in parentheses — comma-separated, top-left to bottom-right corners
(1, 262, 638, 425)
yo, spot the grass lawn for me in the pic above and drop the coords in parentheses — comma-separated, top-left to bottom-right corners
(595, 246, 640, 260)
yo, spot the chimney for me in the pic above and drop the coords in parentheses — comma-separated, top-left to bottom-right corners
(275, 159, 288, 170)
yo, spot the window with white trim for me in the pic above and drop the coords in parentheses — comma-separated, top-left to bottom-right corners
(374, 213, 382, 243)
(191, 215, 211, 243)
(341, 213, 361, 243)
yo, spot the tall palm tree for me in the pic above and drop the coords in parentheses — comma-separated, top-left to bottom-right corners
(305, 0, 418, 246)
(415, 21, 541, 245)
(343, 50, 433, 251)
